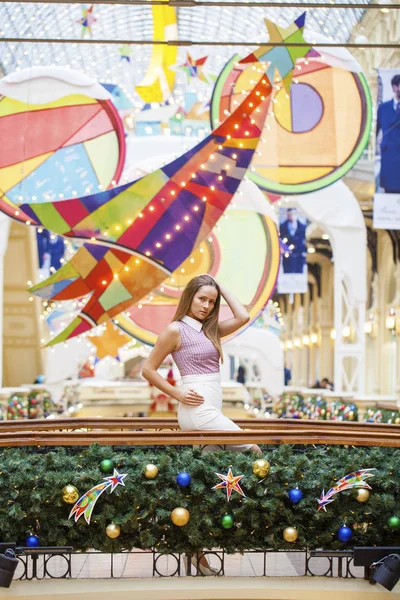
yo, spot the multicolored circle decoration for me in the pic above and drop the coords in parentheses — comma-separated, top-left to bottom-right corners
(117, 208, 280, 346)
(211, 55, 372, 195)
(0, 67, 125, 209)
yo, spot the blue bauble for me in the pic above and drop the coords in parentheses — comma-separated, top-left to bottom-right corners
(25, 534, 39, 548)
(337, 526, 353, 542)
(176, 472, 191, 487)
(288, 488, 303, 504)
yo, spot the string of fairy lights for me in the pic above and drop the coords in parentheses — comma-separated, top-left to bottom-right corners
(22, 67, 270, 353)
(22, 63, 337, 358)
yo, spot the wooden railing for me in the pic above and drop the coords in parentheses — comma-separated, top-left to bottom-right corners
(0, 418, 399, 447)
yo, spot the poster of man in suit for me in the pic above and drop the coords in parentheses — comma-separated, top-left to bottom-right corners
(376, 71, 400, 194)
(373, 69, 400, 230)
(277, 207, 308, 294)
(37, 229, 66, 280)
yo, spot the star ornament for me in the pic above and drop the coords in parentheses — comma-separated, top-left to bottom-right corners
(239, 13, 316, 91)
(119, 44, 133, 63)
(89, 321, 131, 361)
(178, 52, 215, 84)
(78, 4, 97, 37)
(105, 470, 127, 492)
(212, 467, 246, 501)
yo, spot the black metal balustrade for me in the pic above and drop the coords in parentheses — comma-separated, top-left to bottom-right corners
(9, 547, 365, 580)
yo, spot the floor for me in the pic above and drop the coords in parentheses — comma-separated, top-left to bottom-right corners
(0, 574, 395, 600)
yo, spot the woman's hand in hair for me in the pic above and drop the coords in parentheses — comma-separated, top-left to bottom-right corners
(199, 273, 218, 286)
(178, 388, 204, 406)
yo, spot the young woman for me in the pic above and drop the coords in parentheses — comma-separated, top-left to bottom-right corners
(142, 274, 261, 576)
(142, 274, 262, 455)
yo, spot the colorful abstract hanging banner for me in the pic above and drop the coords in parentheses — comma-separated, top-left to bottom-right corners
(0, 15, 315, 345)
(22, 71, 275, 345)
(135, 0, 178, 103)
(0, 67, 126, 286)
(373, 68, 400, 230)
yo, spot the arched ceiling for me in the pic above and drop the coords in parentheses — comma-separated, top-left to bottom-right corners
(0, 1, 370, 107)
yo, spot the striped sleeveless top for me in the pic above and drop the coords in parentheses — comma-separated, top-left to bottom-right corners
(171, 315, 220, 377)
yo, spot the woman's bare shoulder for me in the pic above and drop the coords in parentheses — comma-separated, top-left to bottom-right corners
(159, 321, 181, 351)
(165, 321, 180, 335)
(159, 321, 181, 341)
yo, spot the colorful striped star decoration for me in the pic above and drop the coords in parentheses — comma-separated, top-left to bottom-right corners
(20, 72, 273, 345)
(77, 4, 97, 37)
(239, 12, 314, 91)
(212, 467, 246, 501)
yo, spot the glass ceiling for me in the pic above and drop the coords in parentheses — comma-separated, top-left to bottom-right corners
(0, 1, 370, 108)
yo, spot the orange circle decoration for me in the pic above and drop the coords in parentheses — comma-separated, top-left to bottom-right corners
(210, 55, 372, 195)
(116, 210, 280, 346)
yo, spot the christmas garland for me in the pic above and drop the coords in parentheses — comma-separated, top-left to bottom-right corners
(6, 389, 60, 421)
(276, 394, 358, 421)
(365, 408, 400, 424)
(1, 444, 400, 553)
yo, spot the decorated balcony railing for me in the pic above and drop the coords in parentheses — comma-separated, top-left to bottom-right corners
(0, 418, 399, 581)
(0, 417, 399, 446)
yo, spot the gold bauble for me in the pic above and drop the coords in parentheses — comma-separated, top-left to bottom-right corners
(283, 527, 298, 543)
(356, 489, 370, 503)
(106, 523, 121, 539)
(171, 507, 190, 527)
(144, 464, 159, 479)
(396, 417, 400, 424)
(252, 459, 270, 479)
(62, 485, 79, 504)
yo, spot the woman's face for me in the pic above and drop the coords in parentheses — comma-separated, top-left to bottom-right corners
(188, 285, 218, 321)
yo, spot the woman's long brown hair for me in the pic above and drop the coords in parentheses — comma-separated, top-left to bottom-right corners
(172, 275, 223, 361)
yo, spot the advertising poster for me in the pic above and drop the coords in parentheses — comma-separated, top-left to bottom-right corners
(374, 68, 400, 229)
(277, 207, 308, 294)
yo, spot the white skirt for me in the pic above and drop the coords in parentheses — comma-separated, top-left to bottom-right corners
(178, 372, 253, 452)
